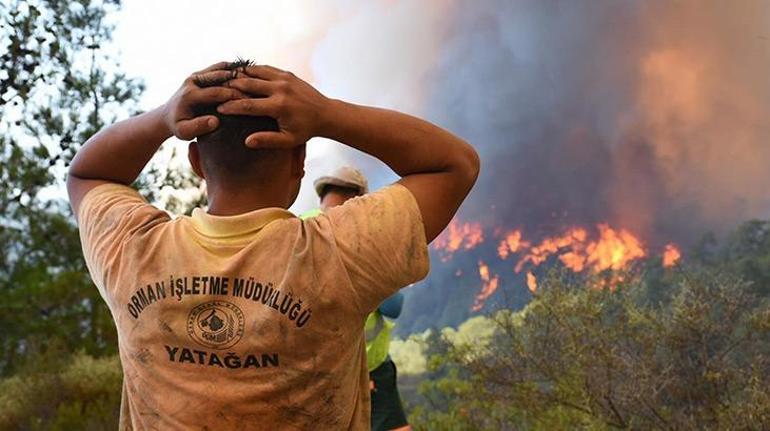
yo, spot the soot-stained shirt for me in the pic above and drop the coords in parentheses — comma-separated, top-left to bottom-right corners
(77, 183, 429, 431)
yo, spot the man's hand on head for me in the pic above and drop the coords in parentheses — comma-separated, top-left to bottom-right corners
(215, 65, 331, 149)
(162, 61, 247, 141)
(67, 61, 249, 220)
(204, 61, 479, 245)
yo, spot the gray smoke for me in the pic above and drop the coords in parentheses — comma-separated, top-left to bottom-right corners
(292, 0, 770, 333)
(423, 0, 770, 246)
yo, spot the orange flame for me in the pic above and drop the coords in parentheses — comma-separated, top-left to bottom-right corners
(472, 260, 500, 311)
(662, 243, 681, 267)
(432, 219, 484, 261)
(559, 251, 586, 272)
(584, 224, 646, 273)
(526, 272, 537, 294)
(497, 229, 529, 259)
(478, 261, 490, 280)
(512, 225, 646, 275)
(438, 219, 681, 312)
(514, 228, 587, 273)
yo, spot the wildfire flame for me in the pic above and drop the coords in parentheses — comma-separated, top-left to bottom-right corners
(432, 220, 484, 261)
(511, 225, 645, 275)
(584, 224, 646, 273)
(497, 229, 530, 259)
(514, 228, 588, 273)
(662, 243, 681, 267)
(526, 272, 537, 294)
(472, 260, 499, 311)
(433, 218, 682, 312)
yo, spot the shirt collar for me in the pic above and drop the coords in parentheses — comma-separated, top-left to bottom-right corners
(189, 207, 295, 238)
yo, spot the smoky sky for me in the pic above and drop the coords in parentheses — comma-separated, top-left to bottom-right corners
(423, 0, 770, 246)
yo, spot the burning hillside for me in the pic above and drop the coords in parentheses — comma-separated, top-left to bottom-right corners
(317, 0, 770, 335)
(432, 219, 681, 311)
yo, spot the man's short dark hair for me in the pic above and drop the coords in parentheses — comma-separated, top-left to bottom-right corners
(195, 110, 279, 181)
(193, 59, 280, 183)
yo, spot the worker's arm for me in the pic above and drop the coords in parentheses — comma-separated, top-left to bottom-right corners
(321, 101, 479, 243)
(378, 292, 404, 319)
(67, 62, 243, 220)
(217, 66, 480, 243)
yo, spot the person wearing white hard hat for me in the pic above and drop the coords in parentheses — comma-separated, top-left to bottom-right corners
(316, 166, 369, 209)
(304, 167, 410, 431)
(298, 166, 368, 219)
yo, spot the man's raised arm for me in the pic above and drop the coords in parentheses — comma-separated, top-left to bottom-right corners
(217, 65, 480, 242)
(66, 62, 243, 220)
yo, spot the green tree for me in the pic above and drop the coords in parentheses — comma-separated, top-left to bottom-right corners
(410, 266, 770, 430)
(0, 352, 123, 430)
(723, 220, 770, 297)
(0, 0, 145, 377)
(0, 1, 208, 424)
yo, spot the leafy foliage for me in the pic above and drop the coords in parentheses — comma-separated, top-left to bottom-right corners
(0, 0, 213, 425)
(0, 0, 146, 377)
(407, 260, 770, 430)
(0, 351, 122, 430)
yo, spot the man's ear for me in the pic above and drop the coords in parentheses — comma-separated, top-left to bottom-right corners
(290, 144, 306, 180)
(188, 141, 205, 179)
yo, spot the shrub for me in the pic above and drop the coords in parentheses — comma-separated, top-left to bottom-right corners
(411, 268, 770, 430)
(0, 352, 122, 430)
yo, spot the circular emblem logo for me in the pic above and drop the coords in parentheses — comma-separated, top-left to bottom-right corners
(187, 300, 244, 349)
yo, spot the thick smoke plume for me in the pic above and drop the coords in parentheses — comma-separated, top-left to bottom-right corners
(302, 0, 770, 331)
(425, 0, 770, 246)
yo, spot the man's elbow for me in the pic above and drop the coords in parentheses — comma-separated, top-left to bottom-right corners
(67, 147, 88, 180)
(67, 149, 127, 185)
(455, 142, 480, 190)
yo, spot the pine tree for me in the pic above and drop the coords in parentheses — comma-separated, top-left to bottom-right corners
(0, 0, 143, 376)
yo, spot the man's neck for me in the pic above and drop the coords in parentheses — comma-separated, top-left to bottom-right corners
(205, 183, 289, 216)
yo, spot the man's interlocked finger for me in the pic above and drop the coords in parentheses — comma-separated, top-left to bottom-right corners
(217, 98, 278, 117)
(190, 87, 246, 105)
(176, 116, 218, 140)
(241, 65, 286, 81)
(225, 78, 276, 97)
(244, 131, 296, 149)
(192, 70, 236, 88)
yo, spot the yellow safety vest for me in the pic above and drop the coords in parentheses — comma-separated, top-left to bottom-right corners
(365, 310, 395, 372)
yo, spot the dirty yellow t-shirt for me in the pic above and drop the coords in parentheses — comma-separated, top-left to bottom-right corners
(77, 183, 429, 430)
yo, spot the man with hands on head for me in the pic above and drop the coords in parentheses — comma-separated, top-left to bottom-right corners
(68, 59, 479, 430)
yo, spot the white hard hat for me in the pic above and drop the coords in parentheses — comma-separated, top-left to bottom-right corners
(313, 166, 369, 197)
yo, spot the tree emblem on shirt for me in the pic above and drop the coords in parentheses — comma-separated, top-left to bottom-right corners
(187, 300, 244, 349)
(201, 310, 224, 331)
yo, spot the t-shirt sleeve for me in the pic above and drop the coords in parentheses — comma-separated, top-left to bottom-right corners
(325, 183, 430, 315)
(77, 183, 170, 297)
